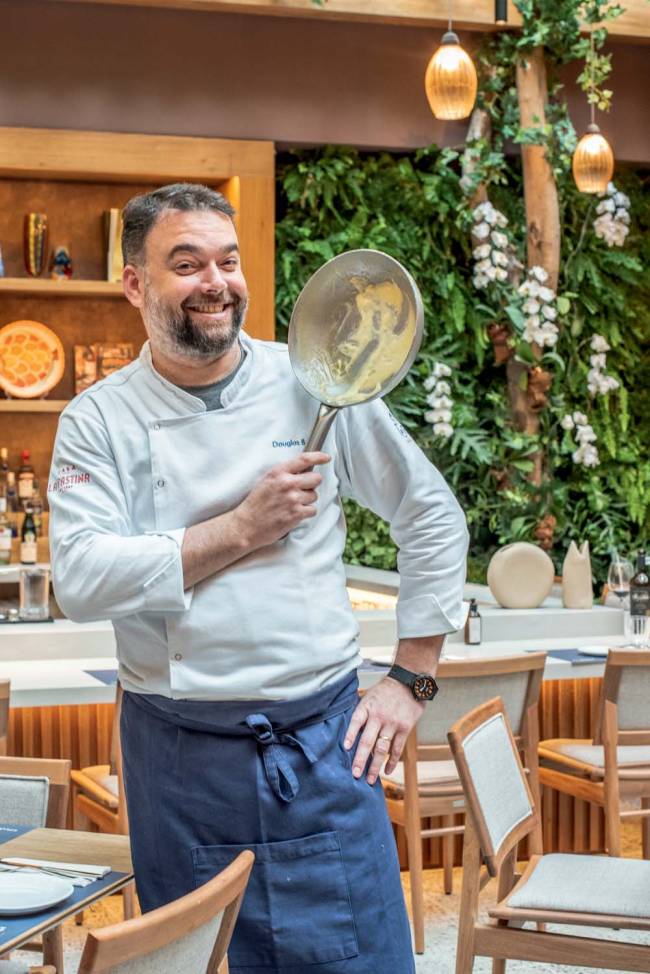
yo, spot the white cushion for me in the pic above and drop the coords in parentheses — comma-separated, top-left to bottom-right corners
(506, 853, 650, 919)
(541, 740, 650, 770)
(465, 713, 532, 854)
(382, 760, 460, 793)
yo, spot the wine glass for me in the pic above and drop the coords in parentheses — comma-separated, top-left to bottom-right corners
(607, 557, 633, 607)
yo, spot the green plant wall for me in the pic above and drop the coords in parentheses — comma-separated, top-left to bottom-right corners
(275, 145, 649, 585)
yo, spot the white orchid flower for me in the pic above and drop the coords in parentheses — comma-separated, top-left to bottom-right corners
(573, 411, 588, 425)
(530, 266, 548, 283)
(433, 362, 452, 378)
(433, 422, 454, 439)
(432, 395, 453, 409)
(538, 286, 555, 303)
(490, 230, 508, 249)
(561, 415, 575, 430)
(473, 244, 491, 260)
(590, 335, 610, 353)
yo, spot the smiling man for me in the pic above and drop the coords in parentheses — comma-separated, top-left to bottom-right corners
(48, 183, 468, 972)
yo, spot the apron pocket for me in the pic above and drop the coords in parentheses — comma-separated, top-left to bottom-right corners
(191, 829, 359, 968)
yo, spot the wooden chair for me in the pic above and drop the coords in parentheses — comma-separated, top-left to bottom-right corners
(448, 696, 650, 974)
(76, 850, 254, 974)
(539, 648, 650, 858)
(71, 685, 134, 919)
(0, 681, 10, 756)
(381, 653, 545, 953)
(0, 756, 71, 974)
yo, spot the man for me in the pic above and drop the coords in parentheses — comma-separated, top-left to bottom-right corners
(49, 183, 468, 972)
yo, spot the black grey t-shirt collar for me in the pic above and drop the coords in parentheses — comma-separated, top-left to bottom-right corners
(179, 346, 247, 411)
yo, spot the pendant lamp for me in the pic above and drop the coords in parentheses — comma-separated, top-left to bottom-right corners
(572, 29, 614, 193)
(572, 122, 614, 193)
(424, 1, 477, 120)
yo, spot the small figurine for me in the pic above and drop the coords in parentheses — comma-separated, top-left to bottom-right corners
(50, 245, 73, 280)
(24, 213, 49, 276)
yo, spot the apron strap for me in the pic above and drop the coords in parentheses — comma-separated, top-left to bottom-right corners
(245, 714, 318, 803)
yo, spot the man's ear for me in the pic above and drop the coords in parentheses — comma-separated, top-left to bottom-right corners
(123, 264, 144, 309)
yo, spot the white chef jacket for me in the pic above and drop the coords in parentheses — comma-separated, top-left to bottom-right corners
(48, 334, 469, 701)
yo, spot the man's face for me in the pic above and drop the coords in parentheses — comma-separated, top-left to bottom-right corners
(129, 209, 248, 361)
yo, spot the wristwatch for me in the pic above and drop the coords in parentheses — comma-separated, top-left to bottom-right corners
(386, 664, 439, 702)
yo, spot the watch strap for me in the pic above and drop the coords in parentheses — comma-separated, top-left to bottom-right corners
(386, 664, 420, 687)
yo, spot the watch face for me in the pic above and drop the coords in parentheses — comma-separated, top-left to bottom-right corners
(412, 674, 438, 701)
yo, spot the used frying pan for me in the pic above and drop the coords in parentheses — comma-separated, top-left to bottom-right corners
(288, 249, 424, 451)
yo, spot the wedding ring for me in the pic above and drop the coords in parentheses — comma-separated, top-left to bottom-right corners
(375, 734, 392, 753)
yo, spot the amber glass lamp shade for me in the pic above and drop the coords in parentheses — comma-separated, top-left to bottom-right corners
(424, 31, 478, 121)
(572, 123, 614, 193)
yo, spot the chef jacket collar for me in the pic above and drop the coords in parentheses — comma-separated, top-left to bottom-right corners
(139, 332, 255, 414)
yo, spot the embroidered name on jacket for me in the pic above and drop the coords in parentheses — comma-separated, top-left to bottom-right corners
(272, 438, 306, 448)
(48, 463, 92, 493)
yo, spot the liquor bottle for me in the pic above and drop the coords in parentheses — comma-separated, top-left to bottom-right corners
(0, 447, 9, 486)
(30, 480, 44, 538)
(5, 472, 18, 537)
(630, 551, 649, 620)
(20, 504, 37, 564)
(0, 482, 11, 565)
(464, 598, 482, 645)
(17, 449, 34, 505)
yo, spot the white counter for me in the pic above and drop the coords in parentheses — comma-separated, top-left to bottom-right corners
(0, 569, 630, 708)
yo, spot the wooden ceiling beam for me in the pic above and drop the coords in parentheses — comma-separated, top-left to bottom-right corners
(54, 0, 650, 40)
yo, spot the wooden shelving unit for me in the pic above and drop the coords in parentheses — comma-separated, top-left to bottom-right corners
(0, 400, 69, 413)
(0, 279, 123, 298)
(0, 125, 276, 490)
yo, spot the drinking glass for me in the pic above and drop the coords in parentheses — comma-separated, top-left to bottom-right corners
(19, 567, 50, 621)
(607, 557, 633, 607)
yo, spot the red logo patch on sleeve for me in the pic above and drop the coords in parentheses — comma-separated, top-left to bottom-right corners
(48, 463, 92, 494)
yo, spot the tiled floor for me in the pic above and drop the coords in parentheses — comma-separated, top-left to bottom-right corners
(12, 823, 650, 973)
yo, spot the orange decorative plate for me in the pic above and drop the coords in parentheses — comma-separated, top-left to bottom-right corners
(0, 320, 65, 399)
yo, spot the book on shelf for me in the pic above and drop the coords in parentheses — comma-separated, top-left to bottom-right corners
(104, 209, 124, 283)
(74, 343, 135, 394)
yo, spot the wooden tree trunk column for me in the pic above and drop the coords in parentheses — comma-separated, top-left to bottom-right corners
(511, 47, 561, 488)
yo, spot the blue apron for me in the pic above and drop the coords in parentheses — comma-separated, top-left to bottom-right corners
(121, 672, 415, 973)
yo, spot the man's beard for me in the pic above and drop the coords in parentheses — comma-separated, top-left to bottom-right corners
(143, 289, 247, 361)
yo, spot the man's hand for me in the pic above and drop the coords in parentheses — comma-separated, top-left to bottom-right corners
(235, 452, 331, 548)
(343, 678, 425, 786)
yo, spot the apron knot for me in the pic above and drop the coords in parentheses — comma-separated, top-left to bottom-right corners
(245, 713, 317, 803)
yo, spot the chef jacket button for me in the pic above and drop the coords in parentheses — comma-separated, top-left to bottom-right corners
(153, 423, 160, 431)
(173, 653, 182, 661)
(157, 479, 165, 488)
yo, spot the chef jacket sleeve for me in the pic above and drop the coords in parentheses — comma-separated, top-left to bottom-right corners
(48, 403, 192, 623)
(334, 399, 469, 638)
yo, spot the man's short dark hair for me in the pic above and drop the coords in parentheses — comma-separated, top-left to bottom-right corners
(121, 183, 236, 266)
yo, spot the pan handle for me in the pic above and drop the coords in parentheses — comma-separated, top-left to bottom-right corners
(305, 403, 340, 453)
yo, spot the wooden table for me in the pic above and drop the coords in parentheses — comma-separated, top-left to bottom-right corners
(0, 828, 132, 954)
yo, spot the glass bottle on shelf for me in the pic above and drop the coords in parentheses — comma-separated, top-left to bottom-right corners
(17, 450, 34, 506)
(5, 472, 18, 537)
(20, 504, 37, 565)
(30, 480, 44, 538)
(0, 481, 11, 565)
(464, 598, 482, 645)
(0, 447, 9, 487)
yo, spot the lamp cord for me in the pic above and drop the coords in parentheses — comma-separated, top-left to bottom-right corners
(590, 27, 595, 126)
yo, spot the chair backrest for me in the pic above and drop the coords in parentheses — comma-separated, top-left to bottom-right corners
(0, 756, 71, 828)
(77, 850, 254, 974)
(448, 697, 538, 876)
(416, 654, 545, 751)
(0, 681, 10, 756)
(593, 650, 650, 743)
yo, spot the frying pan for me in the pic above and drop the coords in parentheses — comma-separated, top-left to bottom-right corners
(288, 249, 424, 451)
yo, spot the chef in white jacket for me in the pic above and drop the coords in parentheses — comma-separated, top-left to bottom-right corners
(49, 183, 468, 972)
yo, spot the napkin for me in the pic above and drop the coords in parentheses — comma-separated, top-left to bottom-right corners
(0, 857, 110, 887)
